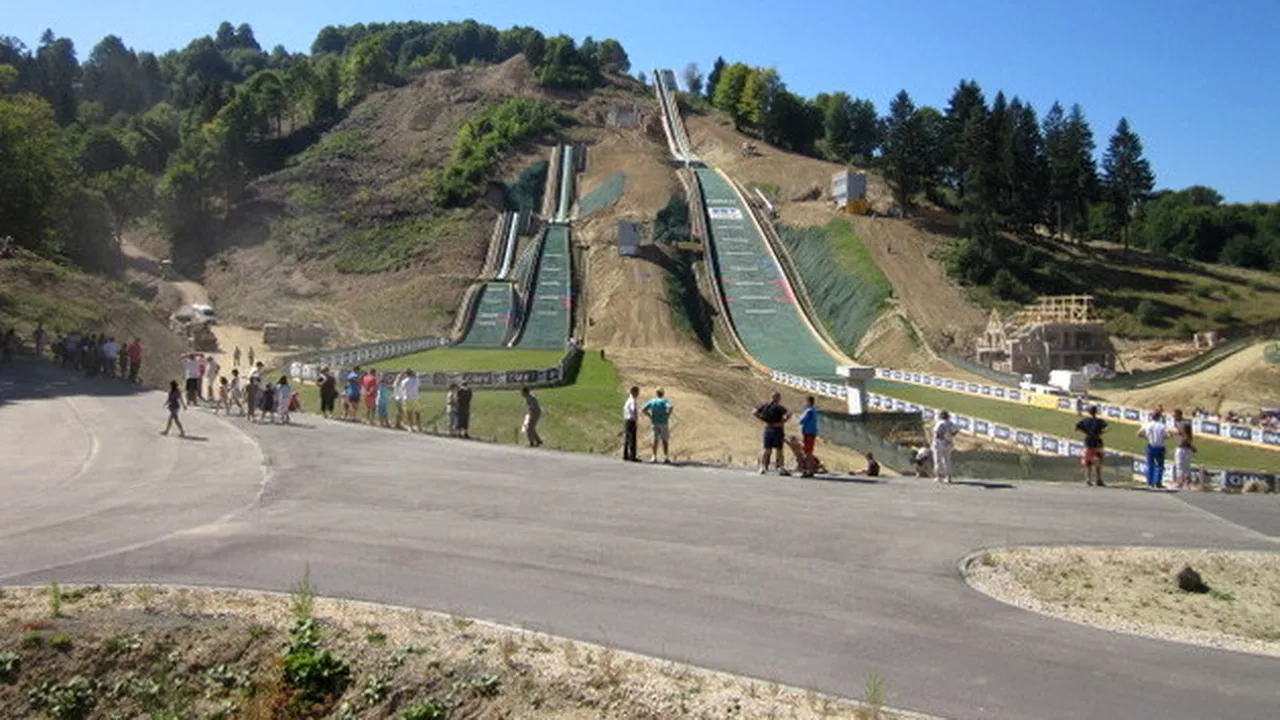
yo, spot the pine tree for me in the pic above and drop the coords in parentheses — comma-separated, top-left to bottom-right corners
(883, 90, 926, 209)
(1007, 100, 1048, 232)
(1101, 117, 1155, 250)
(942, 79, 986, 196)
(848, 98, 881, 160)
(705, 56, 726, 100)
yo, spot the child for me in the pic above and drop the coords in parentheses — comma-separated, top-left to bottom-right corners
(377, 379, 392, 427)
(229, 369, 244, 416)
(161, 380, 187, 437)
(259, 377, 277, 423)
(214, 376, 230, 414)
(276, 375, 292, 425)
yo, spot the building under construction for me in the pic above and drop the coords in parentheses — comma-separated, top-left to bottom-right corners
(975, 296, 1116, 379)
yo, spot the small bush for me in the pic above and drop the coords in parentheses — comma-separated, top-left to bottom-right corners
(282, 618, 350, 703)
(403, 698, 448, 720)
(0, 651, 20, 683)
(1135, 299, 1159, 326)
(291, 566, 316, 620)
(28, 676, 97, 720)
(49, 633, 73, 652)
(48, 580, 64, 618)
(434, 100, 564, 207)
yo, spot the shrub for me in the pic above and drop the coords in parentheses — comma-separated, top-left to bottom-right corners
(653, 194, 690, 245)
(283, 618, 350, 703)
(1135, 299, 1159, 326)
(28, 676, 97, 720)
(403, 698, 448, 720)
(0, 651, 19, 683)
(434, 100, 564, 207)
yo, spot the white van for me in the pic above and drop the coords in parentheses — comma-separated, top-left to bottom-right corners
(190, 304, 219, 325)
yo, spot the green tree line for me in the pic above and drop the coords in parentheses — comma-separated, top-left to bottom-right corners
(1, 20, 630, 270)
(682, 58, 1278, 291)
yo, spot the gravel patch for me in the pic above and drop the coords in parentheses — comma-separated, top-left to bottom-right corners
(964, 547, 1280, 658)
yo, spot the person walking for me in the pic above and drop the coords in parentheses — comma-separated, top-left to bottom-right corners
(317, 366, 338, 419)
(456, 382, 473, 439)
(753, 392, 791, 475)
(161, 380, 187, 437)
(127, 338, 142, 384)
(622, 386, 640, 462)
(229, 368, 245, 415)
(275, 375, 293, 424)
(1171, 408, 1196, 489)
(33, 324, 46, 359)
(1075, 405, 1109, 486)
(245, 372, 261, 422)
(932, 410, 959, 483)
(798, 396, 820, 477)
(247, 346, 256, 367)
(520, 386, 543, 447)
(1138, 410, 1169, 489)
(233, 346, 242, 368)
(642, 388, 674, 463)
(205, 355, 221, 402)
(397, 369, 421, 432)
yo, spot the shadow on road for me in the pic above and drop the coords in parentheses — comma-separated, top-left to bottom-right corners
(806, 474, 886, 485)
(0, 359, 151, 408)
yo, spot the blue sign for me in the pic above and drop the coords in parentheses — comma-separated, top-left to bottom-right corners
(1010, 390, 1021, 401)
(1124, 408, 1142, 421)
(1263, 431, 1280, 447)
(995, 388, 1006, 399)
(1105, 406, 1122, 418)
(974, 420, 990, 435)
(1016, 431, 1034, 446)
(1201, 421, 1221, 436)
(956, 416, 972, 430)
(1041, 437, 1060, 454)
(1067, 442, 1084, 457)
(994, 425, 1012, 440)
(1230, 426, 1253, 441)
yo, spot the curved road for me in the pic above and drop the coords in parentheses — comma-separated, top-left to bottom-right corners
(2, 361, 1277, 720)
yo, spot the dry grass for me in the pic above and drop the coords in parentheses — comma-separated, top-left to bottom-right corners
(0, 585, 927, 720)
(967, 547, 1280, 656)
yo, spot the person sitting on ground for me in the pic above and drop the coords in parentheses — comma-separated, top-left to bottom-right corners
(864, 452, 881, 478)
(754, 392, 791, 476)
(911, 446, 931, 477)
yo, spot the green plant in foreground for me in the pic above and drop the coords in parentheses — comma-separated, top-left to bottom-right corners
(48, 580, 64, 618)
(28, 676, 97, 720)
(49, 633, 73, 652)
(0, 651, 20, 683)
(863, 667, 887, 719)
(402, 698, 448, 720)
(283, 617, 350, 703)
(291, 565, 316, 620)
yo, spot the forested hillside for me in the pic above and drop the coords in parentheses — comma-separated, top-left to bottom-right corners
(0, 20, 630, 275)
(676, 59, 1280, 296)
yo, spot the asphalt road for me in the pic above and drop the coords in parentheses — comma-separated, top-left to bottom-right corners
(3, 361, 1278, 720)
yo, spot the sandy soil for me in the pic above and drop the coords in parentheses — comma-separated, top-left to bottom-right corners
(0, 584, 921, 720)
(965, 547, 1280, 658)
(1101, 343, 1280, 415)
(847, 216, 987, 355)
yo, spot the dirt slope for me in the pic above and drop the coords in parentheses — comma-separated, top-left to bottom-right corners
(1101, 343, 1280, 415)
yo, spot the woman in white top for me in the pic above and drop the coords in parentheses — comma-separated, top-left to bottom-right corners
(932, 410, 959, 484)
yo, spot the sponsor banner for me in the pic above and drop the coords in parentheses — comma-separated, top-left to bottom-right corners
(973, 419, 990, 436)
(993, 425, 1012, 440)
(1016, 431, 1034, 446)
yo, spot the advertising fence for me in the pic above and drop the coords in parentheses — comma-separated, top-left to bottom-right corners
(286, 337, 450, 381)
(773, 370, 1277, 490)
(873, 367, 1280, 450)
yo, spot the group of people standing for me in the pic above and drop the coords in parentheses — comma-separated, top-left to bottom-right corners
(173, 352, 297, 431)
(42, 330, 144, 384)
(1075, 404, 1199, 489)
(313, 365, 476, 437)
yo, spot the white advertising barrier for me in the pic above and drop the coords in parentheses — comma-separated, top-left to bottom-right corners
(872, 367, 1280, 451)
(287, 337, 450, 382)
(772, 370, 1278, 489)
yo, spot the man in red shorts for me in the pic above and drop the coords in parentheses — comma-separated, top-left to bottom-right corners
(1075, 405, 1109, 486)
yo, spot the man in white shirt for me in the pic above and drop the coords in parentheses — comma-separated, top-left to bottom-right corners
(181, 354, 202, 405)
(622, 386, 639, 462)
(397, 370, 421, 432)
(1138, 410, 1169, 489)
(932, 410, 959, 484)
(101, 337, 120, 378)
(205, 356, 221, 401)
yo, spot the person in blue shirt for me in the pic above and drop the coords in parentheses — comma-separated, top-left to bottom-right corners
(343, 366, 362, 421)
(798, 396, 820, 477)
(642, 388, 674, 464)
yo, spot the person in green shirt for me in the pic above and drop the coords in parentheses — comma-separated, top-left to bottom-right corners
(642, 388, 674, 464)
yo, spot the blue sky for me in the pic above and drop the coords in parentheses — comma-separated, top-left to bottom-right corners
(7, 0, 1278, 202)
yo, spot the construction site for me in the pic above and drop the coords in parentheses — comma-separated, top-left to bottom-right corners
(975, 295, 1117, 380)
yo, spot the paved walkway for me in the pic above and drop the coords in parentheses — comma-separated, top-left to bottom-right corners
(2, 361, 1278, 720)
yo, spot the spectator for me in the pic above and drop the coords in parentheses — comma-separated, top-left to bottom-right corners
(797, 396, 820, 478)
(317, 366, 338, 419)
(864, 452, 881, 477)
(456, 382, 473, 439)
(520, 386, 543, 447)
(932, 410, 959, 484)
(622, 386, 640, 462)
(642, 388, 674, 464)
(160, 380, 187, 437)
(1172, 408, 1196, 490)
(753, 392, 791, 476)
(126, 339, 143, 383)
(1074, 405, 1108, 487)
(181, 353, 202, 405)
(1138, 410, 1169, 489)
(33, 325, 46, 359)
(397, 370, 422, 432)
